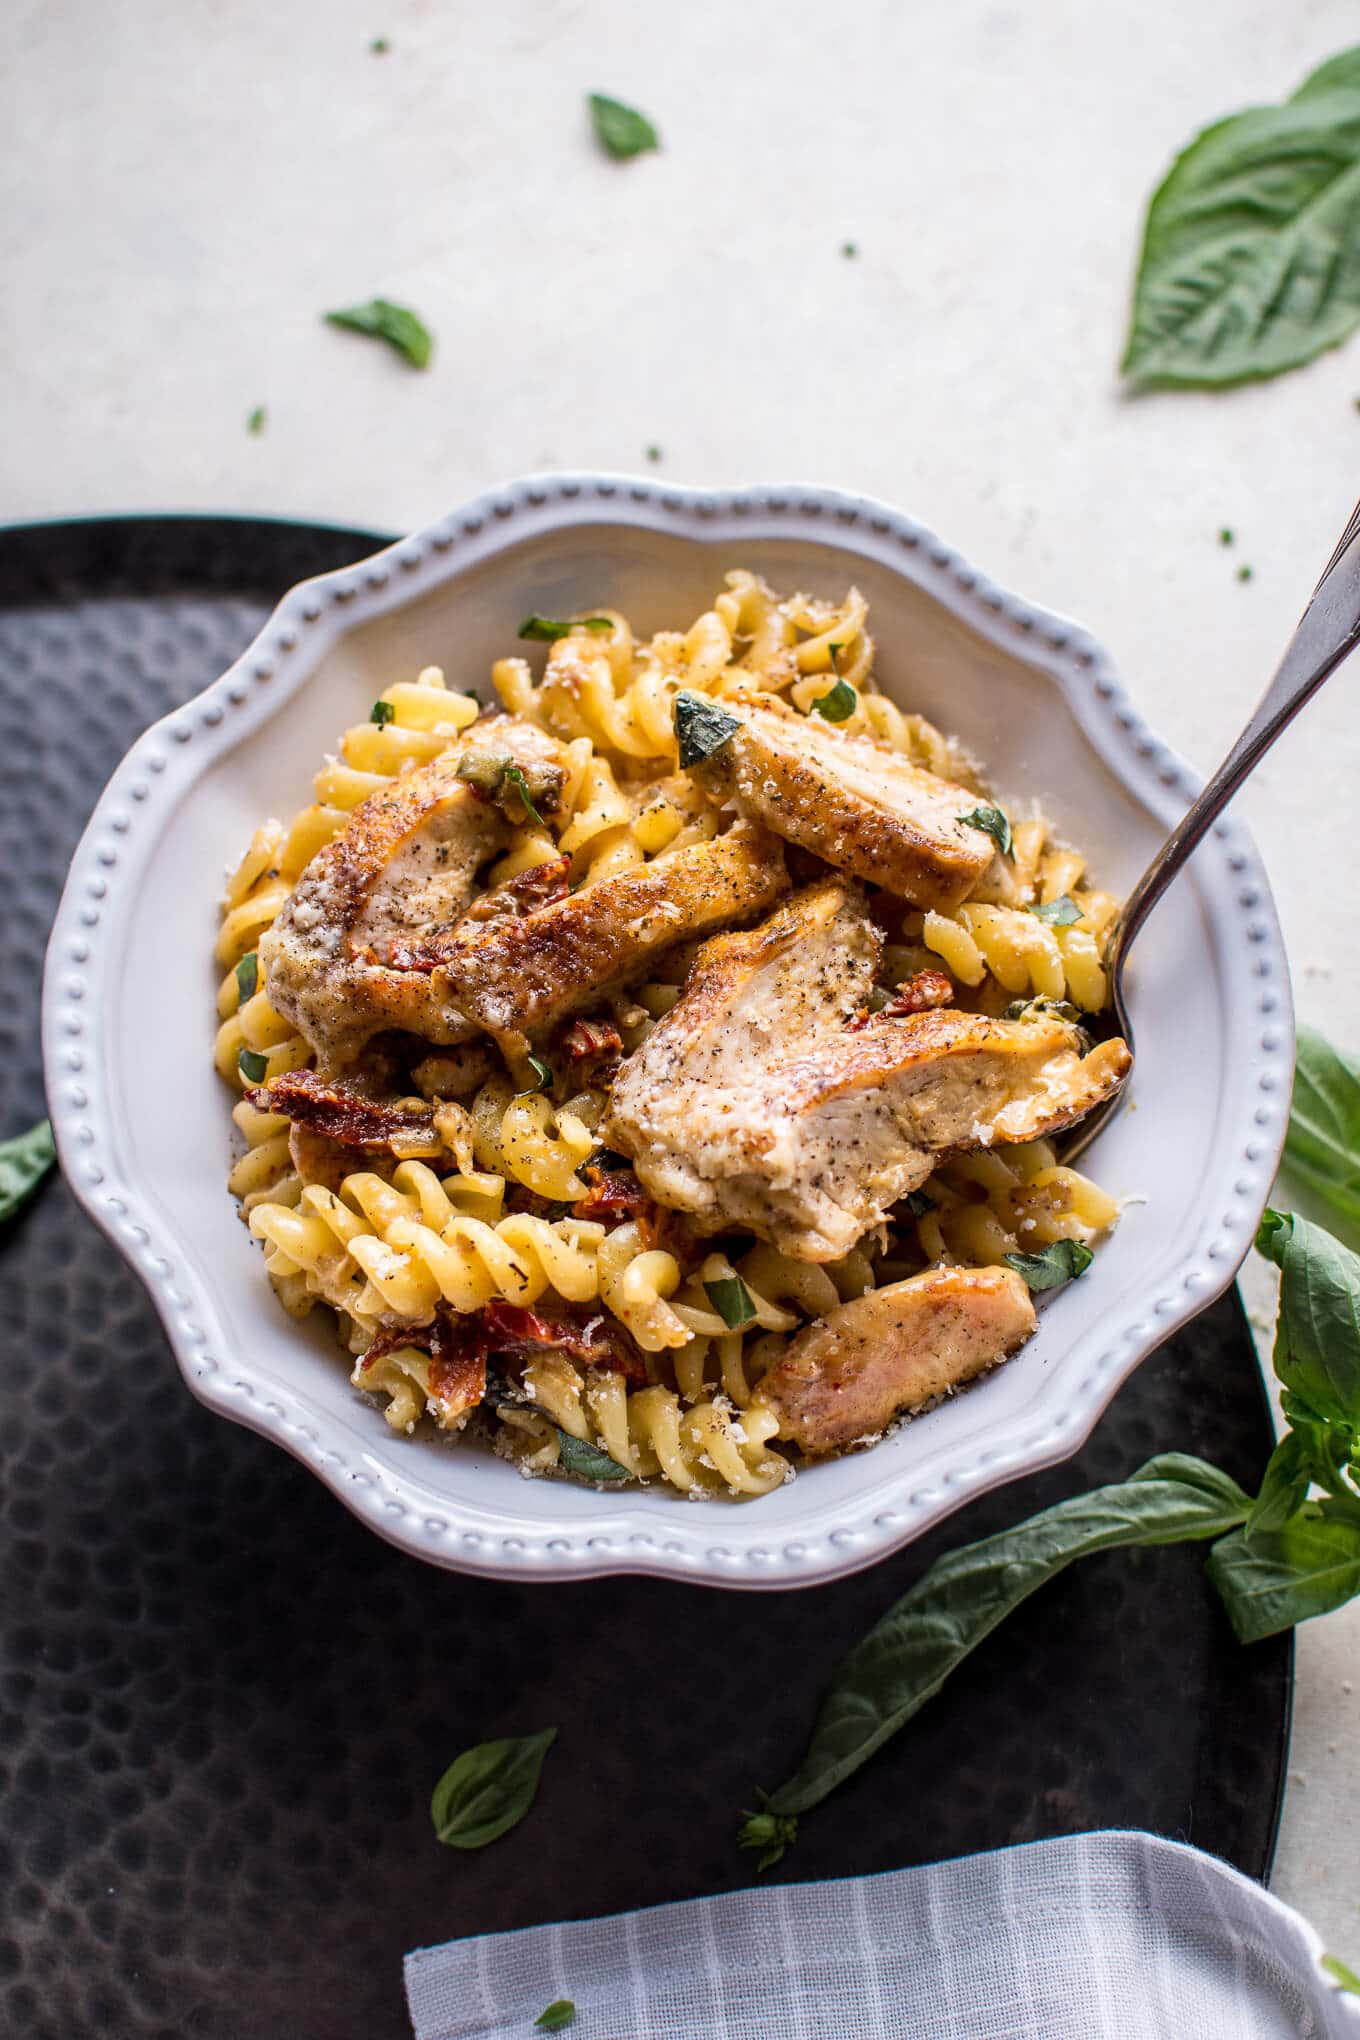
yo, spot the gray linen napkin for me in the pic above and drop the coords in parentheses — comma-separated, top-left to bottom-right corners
(404, 1829, 1360, 2039)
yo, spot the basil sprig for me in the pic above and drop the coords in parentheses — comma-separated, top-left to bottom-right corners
(674, 691, 740, 767)
(958, 805, 1013, 858)
(753, 1456, 1250, 1834)
(1124, 47, 1360, 388)
(0, 1120, 57, 1227)
(1004, 1239, 1094, 1292)
(430, 1727, 557, 1849)
(518, 615, 613, 642)
(1028, 894, 1082, 928)
(588, 93, 660, 160)
(324, 298, 433, 369)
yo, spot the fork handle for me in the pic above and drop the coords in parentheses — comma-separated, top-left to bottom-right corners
(1116, 495, 1360, 957)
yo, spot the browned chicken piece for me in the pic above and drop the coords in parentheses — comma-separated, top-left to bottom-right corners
(260, 717, 568, 1068)
(684, 687, 995, 908)
(428, 820, 789, 1050)
(751, 1266, 1036, 1453)
(607, 882, 1130, 1260)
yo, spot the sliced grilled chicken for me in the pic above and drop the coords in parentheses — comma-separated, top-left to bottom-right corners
(685, 687, 994, 907)
(751, 1265, 1036, 1453)
(261, 717, 567, 1068)
(608, 886, 1130, 1260)
(430, 821, 789, 1049)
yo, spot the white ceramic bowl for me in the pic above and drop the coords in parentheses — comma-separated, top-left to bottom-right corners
(42, 477, 1292, 1588)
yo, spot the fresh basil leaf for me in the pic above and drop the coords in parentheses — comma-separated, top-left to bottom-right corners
(370, 698, 395, 726)
(763, 1455, 1250, 1817)
(586, 1147, 633, 1175)
(1207, 1510, 1360, 1643)
(1254, 1208, 1360, 1428)
(1123, 58, 1360, 388)
(0, 1119, 56, 1226)
(324, 298, 433, 369)
(674, 691, 740, 768)
(518, 615, 612, 642)
(705, 1274, 757, 1330)
(1284, 1028, 1360, 1243)
(502, 763, 544, 826)
(1003, 997, 1083, 1025)
(958, 805, 1013, 858)
(516, 1053, 553, 1097)
(430, 1727, 557, 1849)
(238, 1048, 269, 1085)
(904, 1189, 936, 1217)
(1321, 1951, 1360, 1996)
(555, 1429, 634, 1484)
(812, 678, 857, 723)
(588, 92, 660, 160)
(246, 404, 267, 435)
(234, 951, 259, 1002)
(1243, 1428, 1316, 1548)
(1028, 894, 1083, 928)
(1291, 48, 1360, 106)
(534, 2002, 576, 2031)
(1004, 1239, 1094, 1292)
(737, 1797, 798, 1873)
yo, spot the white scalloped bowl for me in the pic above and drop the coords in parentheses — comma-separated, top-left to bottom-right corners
(42, 477, 1291, 1588)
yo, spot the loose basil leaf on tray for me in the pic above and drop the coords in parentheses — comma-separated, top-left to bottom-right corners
(555, 1430, 633, 1484)
(1123, 46, 1360, 388)
(588, 92, 660, 160)
(0, 1119, 57, 1226)
(1283, 1027, 1360, 1243)
(813, 678, 857, 723)
(674, 691, 740, 767)
(1004, 1239, 1093, 1292)
(756, 1456, 1250, 1827)
(324, 298, 433, 369)
(1254, 1209, 1360, 1429)
(958, 805, 1013, 858)
(234, 951, 259, 1001)
(430, 1727, 557, 1849)
(1208, 1512, 1360, 1644)
(534, 2002, 576, 2032)
(705, 1274, 758, 1330)
(1028, 894, 1082, 928)
(518, 615, 612, 642)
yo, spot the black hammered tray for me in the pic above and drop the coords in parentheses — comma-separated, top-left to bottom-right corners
(0, 516, 1291, 2040)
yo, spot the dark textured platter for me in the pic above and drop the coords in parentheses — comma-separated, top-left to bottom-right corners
(0, 516, 1291, 2040)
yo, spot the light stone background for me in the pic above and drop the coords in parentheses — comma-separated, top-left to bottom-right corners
(6, 0, 1358, 1965)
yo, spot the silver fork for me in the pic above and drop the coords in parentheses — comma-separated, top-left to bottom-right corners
(1063, 495, 1360, 1163)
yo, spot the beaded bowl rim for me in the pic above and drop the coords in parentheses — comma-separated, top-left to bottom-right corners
(41, 475, 1292, 1589)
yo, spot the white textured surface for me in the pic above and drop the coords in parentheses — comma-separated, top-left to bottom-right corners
(7, 0, 1358, 1959)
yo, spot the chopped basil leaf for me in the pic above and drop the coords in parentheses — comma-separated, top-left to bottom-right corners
(246, 404, 267, 435)
(456, 751, 510, 795)
(841, 241, 858, 258)
(646, 443, 663, 462)
(324, 298, 433, 369)
(958, 805, 1014, 858)
(502, 763, 543, 825)
(904, 1189, 936, 1217)
(0, 1120, 57, 1227)
(1219, 527, 1234, 546)
(1003, 996, 1083, 1025)
(1028, 894, 1083, 928)
(369, 34, 390, 53)
(238, 1047, 269, 1085)
(517, 1052, 553, 1097)
(1237, 563, 1254, 582)
(705, 1274, 757, 1330)
(556, 1429, 634, 1484)
(235, 951, 259, 1001)
(587, 1146, 633, 1174)
(430, 1727, 556, 1849)
(674, 691, 740, 767)
(813, 677, 857, 723)
(534, 2003, 577, 2031)
(370, 698, 395, 725)
(1004, 1238, 1094, 1292)
(518, 615, 613, 642)
(588, 92, 660, 160)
